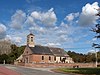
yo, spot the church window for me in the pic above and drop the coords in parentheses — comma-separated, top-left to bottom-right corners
(49, 56, 51, 60)
(26, 51, 28, 54)
(54, 56, 56, 61)
(31, 37, 33, 42)
(42, 56, 44, 60)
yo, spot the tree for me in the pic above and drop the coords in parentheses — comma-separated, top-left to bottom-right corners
(0, 54, 9, 64)
(8, 44, 25, 64)
(67, 51, 100, 63)
(67, 51, 86, 63)
(92, 9, 100, 49)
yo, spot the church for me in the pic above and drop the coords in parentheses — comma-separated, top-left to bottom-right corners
(17, 33, 74, 64)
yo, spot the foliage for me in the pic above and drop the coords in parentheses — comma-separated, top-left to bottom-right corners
(0, 54, 9, 64)
(67, 51, 100, 63)
(92, 10, 100, 51)
(0, 44, 25, 64)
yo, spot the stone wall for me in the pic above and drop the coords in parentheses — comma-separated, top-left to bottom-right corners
(22, 63, 98, 68)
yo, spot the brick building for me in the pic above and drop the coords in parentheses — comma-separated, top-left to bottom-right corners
(17, 33, 74, 64)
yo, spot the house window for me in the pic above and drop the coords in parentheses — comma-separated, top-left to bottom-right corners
(54, 56, 56, 61)
(42, 56, 44, 60)
(49, 56, 51, 60)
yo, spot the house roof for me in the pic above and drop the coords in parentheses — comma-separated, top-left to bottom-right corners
(28, 45, 69, 57)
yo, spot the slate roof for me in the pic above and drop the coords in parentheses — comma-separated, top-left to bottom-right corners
(49, 47, 69, 57)
(29, 45, 69, 57)
(29, 45, 53, 55)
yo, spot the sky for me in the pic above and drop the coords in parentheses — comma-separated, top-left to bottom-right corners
(0, 0, 100, 54)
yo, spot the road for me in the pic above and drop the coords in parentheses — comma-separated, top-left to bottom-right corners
(0, 64, 72, 75)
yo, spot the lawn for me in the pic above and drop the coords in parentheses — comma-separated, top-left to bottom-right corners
(54, 68, 100, 75)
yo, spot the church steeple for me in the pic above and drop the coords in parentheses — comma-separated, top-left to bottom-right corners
(27, 33, 35, 47)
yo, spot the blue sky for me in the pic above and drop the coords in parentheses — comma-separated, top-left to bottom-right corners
(0, 0, 100, 54)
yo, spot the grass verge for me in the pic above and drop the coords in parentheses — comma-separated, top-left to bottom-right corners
(52, 68, 100, 75)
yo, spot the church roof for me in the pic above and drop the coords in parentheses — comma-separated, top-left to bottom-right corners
(49, 47, 69, 57)
(29, 45, 53, 55)
(27, 33, 35, 36)
(28, 45, 68, 57)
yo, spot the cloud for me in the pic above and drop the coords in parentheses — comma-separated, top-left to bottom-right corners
(12, 37, 22, 44)
(4, 35, 11, 41)
(65, 12, 79, 22)
(4, 5, 94, 50)
(25, 16, 36, 26)
(31, 11, 41, 20)
(56, 22, 76, 36)
(31, 8, 57, 27)
(5, 35, 22, 44)
(78, 2, 99, 26)
(0, 23, 7, 39)
(10, 10, 26, 29)
(46, 42, 61, 47)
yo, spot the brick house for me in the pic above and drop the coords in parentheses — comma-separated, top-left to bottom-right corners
(17, 33, 74, 64)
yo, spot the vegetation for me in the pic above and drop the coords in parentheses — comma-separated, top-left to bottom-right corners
(0, 44, 100, 64)
(67, 51, 100, 63)
(55, 68, 100, 75)
(0, 44, 25, 64)
(92, 9, 100, 49)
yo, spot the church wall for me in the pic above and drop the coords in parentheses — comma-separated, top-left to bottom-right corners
(28, 54, 54, 63)
(55, 57, 60, 63)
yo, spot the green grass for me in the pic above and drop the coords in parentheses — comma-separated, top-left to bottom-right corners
(55, 68, 100, 75)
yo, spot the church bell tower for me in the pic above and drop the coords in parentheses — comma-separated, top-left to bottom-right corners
(27, 33, 35, 47)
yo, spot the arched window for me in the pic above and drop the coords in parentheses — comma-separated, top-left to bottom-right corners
(31, 37, 33, 42)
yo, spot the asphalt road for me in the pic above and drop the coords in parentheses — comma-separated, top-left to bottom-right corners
(1, 64, 72, 75)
